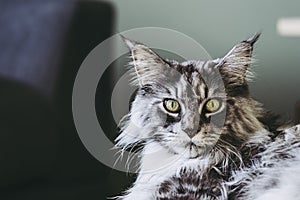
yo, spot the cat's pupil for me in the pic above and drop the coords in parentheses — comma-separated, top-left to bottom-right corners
(171, 102, 175, 108)
(211, 101, 215, 108)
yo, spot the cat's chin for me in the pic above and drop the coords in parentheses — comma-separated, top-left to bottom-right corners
(181, 144, 206, 160)
(166, 142, 210, 160)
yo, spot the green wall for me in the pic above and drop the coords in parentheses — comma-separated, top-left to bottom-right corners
(109, 0, 300, 120)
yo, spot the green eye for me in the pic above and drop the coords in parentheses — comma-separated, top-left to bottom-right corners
(163, 99, 180, 113)
(205, 99, 221, 113)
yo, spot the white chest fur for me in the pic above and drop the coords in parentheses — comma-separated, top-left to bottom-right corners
(119, 143, 211, 200)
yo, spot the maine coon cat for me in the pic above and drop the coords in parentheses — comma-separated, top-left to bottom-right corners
(114, 33, 300, 200)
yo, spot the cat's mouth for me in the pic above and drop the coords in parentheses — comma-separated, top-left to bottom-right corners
(183, 142, 201, 159)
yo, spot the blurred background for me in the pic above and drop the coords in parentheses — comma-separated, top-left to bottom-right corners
(0, 0, 299, 199)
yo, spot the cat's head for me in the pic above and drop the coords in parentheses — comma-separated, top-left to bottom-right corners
(116, 33, 267, 160)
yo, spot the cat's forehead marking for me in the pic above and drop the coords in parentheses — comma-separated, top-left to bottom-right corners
(175, 65, 208, 101)
(168, 60, 222, 106)
(190, 71, 208, 100)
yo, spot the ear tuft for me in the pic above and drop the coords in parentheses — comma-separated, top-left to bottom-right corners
(120, 34, 140, 50)
(121, 35, 170, 86)
(242, 32, 261, 45)
(216, 33, 261, 86)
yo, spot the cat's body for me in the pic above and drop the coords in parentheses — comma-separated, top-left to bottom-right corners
(114, 34, 300, 200)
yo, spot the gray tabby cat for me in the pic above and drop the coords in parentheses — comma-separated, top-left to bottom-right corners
(115, 33, 300, 200)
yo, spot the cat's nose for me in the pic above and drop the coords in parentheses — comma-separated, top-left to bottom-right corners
(184, 129, 197, 138)
(181, 112, 200, 138)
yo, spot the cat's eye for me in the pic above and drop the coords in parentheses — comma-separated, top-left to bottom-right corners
(163, 99, 180, 113)
(205, 99, 221, 113)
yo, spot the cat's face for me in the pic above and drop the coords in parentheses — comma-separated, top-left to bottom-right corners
(116, 34, 265, 160)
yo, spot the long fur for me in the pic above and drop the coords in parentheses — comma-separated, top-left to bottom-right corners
(114, 34, 299, 200)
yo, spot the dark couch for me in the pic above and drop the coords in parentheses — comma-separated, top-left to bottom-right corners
(0, 0, 129, 199)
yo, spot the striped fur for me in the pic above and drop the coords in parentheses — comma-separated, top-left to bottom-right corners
(114, 34, 298, 200)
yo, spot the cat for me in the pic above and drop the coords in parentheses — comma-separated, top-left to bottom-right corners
(114, 33, 300, 200)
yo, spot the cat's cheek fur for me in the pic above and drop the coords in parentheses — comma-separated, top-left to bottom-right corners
(116, 95, 161, 147)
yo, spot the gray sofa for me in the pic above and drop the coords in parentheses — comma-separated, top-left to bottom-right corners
(0, 1, 128, 199)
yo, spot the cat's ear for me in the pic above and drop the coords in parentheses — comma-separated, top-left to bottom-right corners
(121, 35, 169, 86)
(216, 33, 261, 86)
